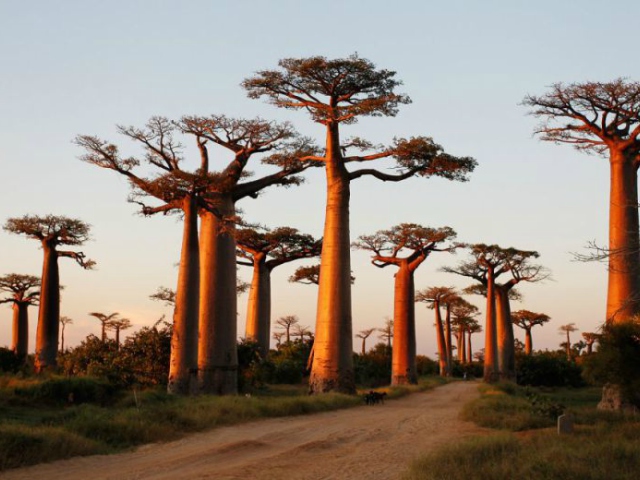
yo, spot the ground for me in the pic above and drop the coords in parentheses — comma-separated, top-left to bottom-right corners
(2, 381, 483, 480)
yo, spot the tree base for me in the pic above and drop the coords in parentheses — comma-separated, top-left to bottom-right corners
(308, 371, 356, 395)
(198, 366, 238, 395)
(167, 370, 197, 396)
(597, 383, 639, 414)
(391, 374, 418, 386)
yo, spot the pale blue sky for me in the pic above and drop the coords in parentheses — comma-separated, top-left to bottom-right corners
(1, 0, 638, 355)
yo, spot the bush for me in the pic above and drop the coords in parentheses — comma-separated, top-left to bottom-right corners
(516, 351, 584, 387)
(354, 343, 392, 387)
(13, 376, 119, 406)
(0, 348, 22, 373)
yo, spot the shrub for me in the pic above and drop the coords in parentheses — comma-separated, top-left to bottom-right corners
(516, 351, 584, 387)
(354, 343, 392, 387)
(13, 376, 119, 406)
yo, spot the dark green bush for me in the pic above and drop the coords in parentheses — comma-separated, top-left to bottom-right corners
(516, 351, 584, 387)
(0, 348, 22, 373)
(14, 377, 119, 406)
(354, 342, 391, 387)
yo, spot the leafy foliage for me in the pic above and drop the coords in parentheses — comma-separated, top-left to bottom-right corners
(516, 351, 584, 387)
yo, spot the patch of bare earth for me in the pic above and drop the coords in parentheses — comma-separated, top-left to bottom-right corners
(2, 381, 485, 480)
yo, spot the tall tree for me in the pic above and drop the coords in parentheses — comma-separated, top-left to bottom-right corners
(59, 316, 73, 352)
(524, 80, 640, 323)
(415, 286, 457, 377)
(450, 299, 479, 364)
(466, 319, 482, 364)
(178, 115, 316, 395)
(4, 215, 94, 372)
(244, 54, 477, 394)
(511, 310, 551, 355)
(0, 274, 40, 359)
(89, 312, 120, 342)
(444, 244, 546, 381)
(237, 226, 321, 355)
(355, 328, 376, 355)
(355, 224, 457, 384)
(559, 323, 579, 360)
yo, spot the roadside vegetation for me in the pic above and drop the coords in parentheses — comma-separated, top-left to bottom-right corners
(404, 382, 640, 480)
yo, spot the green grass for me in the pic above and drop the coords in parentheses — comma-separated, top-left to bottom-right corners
(0, 374, 446, 471)
(404, 383, 640, 480)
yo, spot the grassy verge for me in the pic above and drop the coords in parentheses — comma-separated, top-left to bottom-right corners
(0, 374, 446, 471)
(404, 383, 640, 480)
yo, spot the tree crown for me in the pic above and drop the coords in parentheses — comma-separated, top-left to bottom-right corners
(511, 309, 551, 330)
(523, 78, 640, 158)
(0, 274, 40, 305)
(236, 226, 321, 267)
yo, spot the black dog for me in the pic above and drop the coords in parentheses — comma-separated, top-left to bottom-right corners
(364, 390, 387, 405)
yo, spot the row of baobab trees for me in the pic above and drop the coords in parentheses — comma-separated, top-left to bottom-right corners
(4, 54, 636, 396)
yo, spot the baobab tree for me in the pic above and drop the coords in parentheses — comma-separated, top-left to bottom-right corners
(89, 312, 120, 342)
(292, 324, 312, 342)
(355, 328, 376, 355)
(4, 215, 94, 372)
(444, 244, 547, 381)
(451, 299, 480, 364)
(511, 310, 551, 355)
(272, 331, 285, 347)
(415, 287, 457, 377)
(355, 224, 457, 385)
(0, 274, 40, 359)
(582, 332, 599, 354)
(237, 226, 321, 355)
(275, 315, 299, 344)
(108, 317, 133, 347)
(79, 116, 315, 395)
(524, 80, 640, 323)
(466, 320, 482, 363)
(59, 316, 73, 352)
(178, 115, 316, 395)
(559, 323, 579, 360)
(244, 54, 477, 394)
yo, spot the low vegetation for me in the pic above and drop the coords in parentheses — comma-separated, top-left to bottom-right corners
(404, 383, 640, 480)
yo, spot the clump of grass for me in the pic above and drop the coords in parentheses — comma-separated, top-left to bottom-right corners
(0, 424, 105, 470)
(403, 424, 640, 480)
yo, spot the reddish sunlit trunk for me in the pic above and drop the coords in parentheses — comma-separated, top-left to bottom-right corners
(457, 330, 466, 363)
(483, 269, 498, 382)
(35, 243, 60, 372)
(466, 330, 473, 363)
(495, 286, 516, 381)
(12, 303, 29, 359)
(198, 197, 238, 395)
(309, 123, 355, 394)
(168, 196, 200, 395)
(391, 263, 417, 385)
(607, 150, 640, 323)
(244, 254, 272, 357)
(444, 305, 453, 376)
(360, 337, 366, 355)
(565, 331, 571, 360)
(434, 301, 447, 377)
(525, 328, 532, 355)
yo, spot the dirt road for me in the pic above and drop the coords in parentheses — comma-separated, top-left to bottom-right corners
(2, 381, 484, 480)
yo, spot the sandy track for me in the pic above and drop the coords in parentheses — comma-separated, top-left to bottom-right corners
(2, 381, 484, 480)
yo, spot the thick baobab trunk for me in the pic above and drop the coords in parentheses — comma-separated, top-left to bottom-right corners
(484, 269, 498, 382)
(444, 305, 453, 376)
(466, 331, 473, 363)
(434, 301, 447, 377)
(525, 329, 532, 355)
(495, 286, 516, 381)
(607, 151, 640, 323)
(168, 196, 200, 395)
(198, 197, 238, 395)
(12, 303, 29, 359)
(35, 244, 60, 372)
(360, 337, 366, 355)
(244, 254, 272, 357)
(391, 264, 417, 385)
(310, 124, 355, 394)
(565, 331, 571, 360)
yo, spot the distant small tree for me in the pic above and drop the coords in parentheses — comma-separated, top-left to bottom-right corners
(107, 317, 133, 348)
(89, 312, 120, 342)
(59, 316, 73, 352)
(512, 310, 551, 355)
(378, 318, 394, 349)
(272, 331, 285, 347)
(4, 215, 94, 372)
(275, 315, 299, 344)
(0, 274, 40, 359)
(416, 287, 457, 377)
(355, 328, 376, 355)
(559, 323, 579, 360)
(582, 332, 599, 354)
